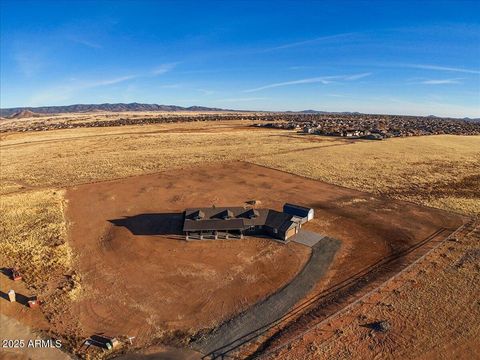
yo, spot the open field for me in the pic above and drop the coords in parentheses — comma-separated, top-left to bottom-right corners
(252, 135, 480, 215)
(2, 122, 477, 216)
(0, 121, 344, 194)
(0, 120, 478, 359)
(0, 111, 263, 133)
(0, 189, 73, 291)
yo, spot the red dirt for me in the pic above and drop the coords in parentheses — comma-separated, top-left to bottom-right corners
(64, 163, 318, 348)
(268, 222, 479, 360)
(2, 162, 462, 358)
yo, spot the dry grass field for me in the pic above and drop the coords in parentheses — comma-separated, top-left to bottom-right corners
(252, 135, 480, 216)
(0, 189, 73, 291)
(0, 118, 478, 358)
(0, 121, 342, 194)
(0, 111, 262, 132)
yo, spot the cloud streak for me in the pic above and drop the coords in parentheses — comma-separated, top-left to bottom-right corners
(85, 75, 136, 87)
(28, 63, 176, 106)
(152, 63, 177, 75)
(419, 78, 463, 85)
(344, 72, 372, 80)
(264, 32, 358, 52)
(405, 64, 480, 74)
(244, 73, 372, 93)
(68, 36, 102, 49)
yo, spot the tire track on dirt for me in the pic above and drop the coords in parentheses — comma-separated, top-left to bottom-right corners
(250, 222, 473, 359)
(193, 226, 453, 359)
(191, 237, 341, 358)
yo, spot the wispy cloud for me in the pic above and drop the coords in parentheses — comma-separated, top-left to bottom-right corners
(419, 78, 463, 85)
(159, 83, 183, 89)
(326, 93, 347, 98)
(197, 88, 215, 96)
(68, 36, 102, 49)
(405, 64, 480, 74)
(28, 75, 137, 106)
(28, 62, 178, 105)
(14, 51, 46, 77)
(344, 72, 372, 80)
(244, 77, 337, 93)
(244, 73, 372, 93)
(288, 65, 313, 70)
(264, 32, 358, 52)
(85, 75, 136, 87)
(152, 63, 177, 75)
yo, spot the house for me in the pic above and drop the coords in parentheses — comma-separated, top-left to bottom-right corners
(343, 129, 362, 137)
(182, 203, 314, 242)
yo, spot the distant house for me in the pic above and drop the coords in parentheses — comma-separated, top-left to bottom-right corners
(343, 129, 362, 137)
(182, 203, 314, 242)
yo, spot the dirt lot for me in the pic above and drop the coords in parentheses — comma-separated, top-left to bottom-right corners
(270, 221, 480, 360)
(63, 163, 317, 349)
(60, 162, 462, 354)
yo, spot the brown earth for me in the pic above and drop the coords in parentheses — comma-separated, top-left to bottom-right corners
(59, 162, 463, 355)
(63, 162, 316, 349)
(269, 222, 479, 360)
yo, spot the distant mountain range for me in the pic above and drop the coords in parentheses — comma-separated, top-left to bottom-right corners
(1, 103, 478, 121)
(0, 103, 234, 117)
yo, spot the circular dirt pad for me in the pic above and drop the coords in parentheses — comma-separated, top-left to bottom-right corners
(65, 170, 311, 346)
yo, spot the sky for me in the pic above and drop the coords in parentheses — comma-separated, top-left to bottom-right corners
(1, 0, 479, 117)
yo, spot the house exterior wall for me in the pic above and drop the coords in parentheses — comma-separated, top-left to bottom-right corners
(284, 226, 297, 240)
(307, 209, 314, 221)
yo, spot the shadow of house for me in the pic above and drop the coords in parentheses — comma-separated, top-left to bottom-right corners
(109, 213, 184, 236)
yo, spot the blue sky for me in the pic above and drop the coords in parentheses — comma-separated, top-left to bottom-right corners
(1, 0, 479, 117)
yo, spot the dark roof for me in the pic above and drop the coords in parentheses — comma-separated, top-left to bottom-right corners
(264, 210, 296, 233)
(183, 218, 246, 231)
(283, 203, 313, 217)
(183, 207, 269, 232)
(183, 206, 296, 233)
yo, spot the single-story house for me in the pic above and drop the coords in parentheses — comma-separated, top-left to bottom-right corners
(182, 203, 314, 242)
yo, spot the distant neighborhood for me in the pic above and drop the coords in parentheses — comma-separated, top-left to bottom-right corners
(253, 113, 480, 139)
(1, 104, 479, 135)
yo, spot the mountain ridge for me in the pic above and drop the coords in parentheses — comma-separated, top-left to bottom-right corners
(1, 103, 479, 121)
(0, 103, 237, 117)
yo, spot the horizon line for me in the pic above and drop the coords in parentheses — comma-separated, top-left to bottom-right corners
(1, 101, 478, 120)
